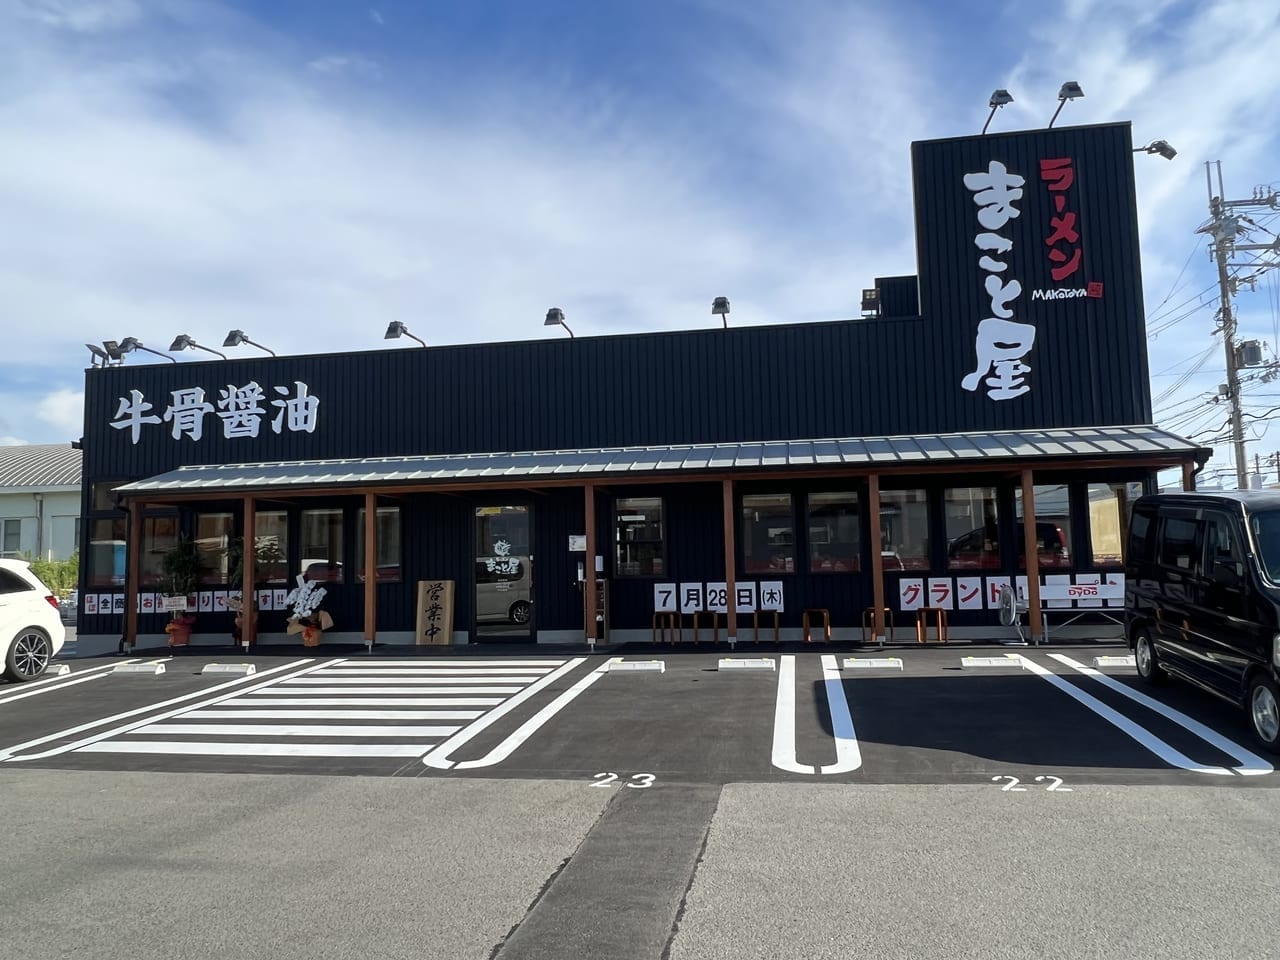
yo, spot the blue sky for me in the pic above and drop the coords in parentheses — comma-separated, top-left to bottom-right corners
(2, 0, 1279, 487)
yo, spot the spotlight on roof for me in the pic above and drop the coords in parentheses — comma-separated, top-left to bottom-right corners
(384, 320, 427, 348)
(169, 333, 227, 360)
(544, 307, 574, 339)
(982, 89, 1013, 135)
(222, 329, 277, 356)
(1134, 139, 1178, 160)
(1048, 81, 1084, 128)
(118, 336, 178, 363)
(711, 296, 730, 328)
(84, 343, 109, 367)
(100, 340, 126, 364)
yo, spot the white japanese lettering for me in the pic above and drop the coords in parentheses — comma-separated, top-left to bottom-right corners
(109, 389, 162, 444)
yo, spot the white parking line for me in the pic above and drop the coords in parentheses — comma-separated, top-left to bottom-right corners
(248, 685, 524, 695)
(281, 676, 544, 685)
(310, 667, 556, 676)
(0, 661, 139, 706)
(137, 723, 463, 738)
(0, 659, 320, 762)
(771, 655, 814, 774)
(77, 741, 430, 758)
(234, 697, 503, 706)
(771, 655, 862, 776)
(1015, 655, 1234, 776)
(449, 661, 612, 770)
(182, 708, 483, 720)
(819, 654, 862, 775)
(1049, 654, 1273, 776)
(423, 658, 588, 769)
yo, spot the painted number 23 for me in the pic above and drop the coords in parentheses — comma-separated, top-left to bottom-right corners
(591, 773, 656, 789)
(991, 775, 1071, 792)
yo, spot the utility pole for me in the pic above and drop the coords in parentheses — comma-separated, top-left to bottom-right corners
(1201, 161, 1280, 489)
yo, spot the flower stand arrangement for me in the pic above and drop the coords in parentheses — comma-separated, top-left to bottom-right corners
(227, 591, 251, 647)
(160, 536, 203, 648)
(285, 575, 332, 647)
(164, 612, 196, 647)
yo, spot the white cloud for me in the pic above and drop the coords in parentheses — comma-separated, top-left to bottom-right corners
(37, 388, 85, 436)
(0, 437, 31, 447)
(308, 54, 381, 79)
(17, 0, 141, 32)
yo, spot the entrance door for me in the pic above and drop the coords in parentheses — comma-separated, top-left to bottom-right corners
(474, 505, 534, 641)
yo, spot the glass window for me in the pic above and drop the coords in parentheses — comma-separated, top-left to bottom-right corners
(140, 516, 180, 587)
(1203, 513, 1242, 576)
(196, 513, 234, 584)
(879, 489, 929, 571)
(1128, 509, 1154, 564)
(0, 569, 33, 593)
(1250, 510, 1280, 582)
(742, 494, 794, 574)
(1087, 483, 1140, 566)
(87, 518, 127, 587)
(1159, 515, 1201, 571)
(807, 493, 861, 572)
(92, 481, 127, 512)
(1, 518, 20, 558)
(301, 508, 344, 582)
(1014, 484, 1072, 569)
(615, 498, 664, 577)
(944, 487, 1000, 570)
(254, 511, 289, 584)
(356, 506, 402, 582)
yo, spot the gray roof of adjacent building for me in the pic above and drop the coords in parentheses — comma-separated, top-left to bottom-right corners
(0, 443, 82, 490)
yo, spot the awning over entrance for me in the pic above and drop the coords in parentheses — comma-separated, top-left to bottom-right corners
(116, 424, 1208, 497)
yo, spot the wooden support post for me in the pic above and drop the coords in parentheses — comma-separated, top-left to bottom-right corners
(242, 496, 256, 649)
(868, 475, 885, 642)
(584, 483, 597, 646)
(1182, 461, 1195, 491)
(1020, 470, 1043, 643)
(125, 498, 142, 650)
(364, 492, 377, 647)
(722, 479, 737, 644)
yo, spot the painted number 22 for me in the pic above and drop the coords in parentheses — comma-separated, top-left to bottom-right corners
(991, 775, 1071, 792)
(591, 773, 656, 789)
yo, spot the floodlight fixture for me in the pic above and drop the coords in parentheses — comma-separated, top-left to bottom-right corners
(983, 89, 1014, 135)
(711, 296, 730, 328)
(222, 329, 277, 356)
(1048, 81, 1084, 128)
(384, 320, 427, 347)
(84, 343, 109, 367)
(118, 336, 178, 363)
(169, 333, 227, 360)
(544, 307, 574, 338)
(101, 340, 123, 362)
(1134, 139, 1177, 160)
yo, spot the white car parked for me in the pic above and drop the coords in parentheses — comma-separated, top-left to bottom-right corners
(0, 558, 66, 682)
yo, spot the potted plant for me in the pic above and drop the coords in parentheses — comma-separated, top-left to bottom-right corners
(284, 574, 332, 647)
(225, 534, 286, 646)
(160, 536, 203, 647)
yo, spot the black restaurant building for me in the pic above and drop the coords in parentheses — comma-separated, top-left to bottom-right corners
(74, 120, 1210, 656)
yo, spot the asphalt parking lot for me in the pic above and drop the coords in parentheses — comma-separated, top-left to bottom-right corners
(4, 644, 1278, 960)
(1, 644, 1272, 786)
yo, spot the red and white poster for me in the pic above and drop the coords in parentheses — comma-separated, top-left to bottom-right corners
(956, 577, 984, 611)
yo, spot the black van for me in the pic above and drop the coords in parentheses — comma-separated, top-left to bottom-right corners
(1125, 491, 1280, 752)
